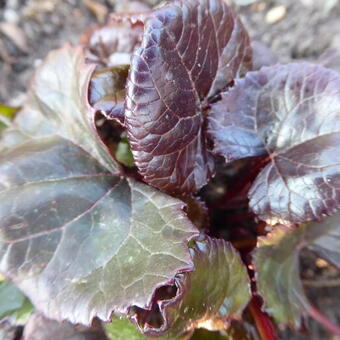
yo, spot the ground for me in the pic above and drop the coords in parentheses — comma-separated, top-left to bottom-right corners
(0, 0, 339, 339)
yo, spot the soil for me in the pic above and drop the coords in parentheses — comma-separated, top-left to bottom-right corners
(0, 0, 339, 339)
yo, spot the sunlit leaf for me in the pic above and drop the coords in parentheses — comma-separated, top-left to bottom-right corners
(209, 63, 340, 222)
(254, 212, 340, 327)
(125, 0, 252, 194)
(131, 237, 250, 337)
(0, 45, 119, 173)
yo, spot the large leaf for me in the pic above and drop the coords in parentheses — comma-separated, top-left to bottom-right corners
(129, 236, 250, 337)
(0, 45, 118, 173)
(0, 136, 198, 325)
(209, 63, 340, 223)
(125, 0, 252, 194)
(253, 212, 340, 327)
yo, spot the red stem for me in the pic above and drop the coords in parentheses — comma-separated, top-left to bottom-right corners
(249, 298, 278, 340)
(308, 305, 340, 336)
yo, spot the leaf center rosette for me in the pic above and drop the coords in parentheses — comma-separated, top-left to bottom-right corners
(86, 0, 252, 194)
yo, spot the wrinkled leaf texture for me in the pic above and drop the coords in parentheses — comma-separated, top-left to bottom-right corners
(125, 0, 252, 194)
(0, 46, 198, 326)
(209, 63, 340, 223)
(254, 212, 340, 327)
(0, 45, 251, 336)
(0, 136, 198, 326)
(130, 237, 250, 337)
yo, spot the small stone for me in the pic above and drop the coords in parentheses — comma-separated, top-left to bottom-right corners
(3, 8, 19, 24)
(0, 23, 29, 53)
(265, 5, 286, 24)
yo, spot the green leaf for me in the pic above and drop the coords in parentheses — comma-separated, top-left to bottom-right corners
(0, 136, 198, 325)
(116, 138, 135, 167)
(132, 237, 251, 338)
(0, 45, 119, 173)
(254, 212, 340, 327)
(0, 105, 19, 119)
(0, 105, 19, 135)
(0, 281, 33, 323)
(105, 318, 150, 340)
(105, 318, 186, 340)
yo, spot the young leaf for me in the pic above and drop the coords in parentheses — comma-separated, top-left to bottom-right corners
(89, 65, 129, 125)
(115, 138, 135, 167)
(0, 136, 198, 325)
(253, 212, 340, 328)
(1, 45, 119, 173)
(209, 63, 340, 223)
(81, 16, 145, 67)
(130, 236, 250, 337)
(125, 0, 252, 194)
(23, 313, 107, 340)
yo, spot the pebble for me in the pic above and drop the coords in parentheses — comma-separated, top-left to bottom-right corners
(265, 5, 287, 24)
(0, 23, 29, 53)
(3, 8, 19, 24)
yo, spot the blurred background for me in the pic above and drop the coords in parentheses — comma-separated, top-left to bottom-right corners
(0, 0, 339, 339)
(0, 0, 339, 106)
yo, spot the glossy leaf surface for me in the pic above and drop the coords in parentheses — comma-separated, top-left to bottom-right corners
(125, 0, 252, 194)
(254, 212, 340, 327)
(88, 65, 129, 125)
(209, 63, 340, 222)
(0, 135, 198, 325)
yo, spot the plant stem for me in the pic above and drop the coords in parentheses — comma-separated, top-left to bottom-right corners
(249, 298, 278, 340)
(308, 305, 340, 336)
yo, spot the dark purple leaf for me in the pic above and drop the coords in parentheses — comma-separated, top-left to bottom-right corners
(81, 15, 145, 68)
(125, 0, 252, 194)
(254, 212, 340, 327)
(209, 63, 340, 223)
(88, 66, 129, 125)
